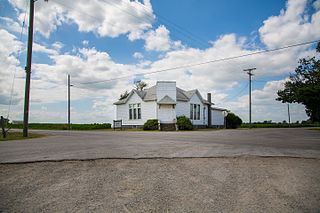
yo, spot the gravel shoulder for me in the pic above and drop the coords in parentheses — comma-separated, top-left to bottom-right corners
(1, 157, 319, 212)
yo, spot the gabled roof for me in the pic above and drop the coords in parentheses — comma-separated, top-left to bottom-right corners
(113, 90, 144, 105)
(114, 84, 214, 105)
(211, 106, 229, 112)
(157, 95, 176, 104)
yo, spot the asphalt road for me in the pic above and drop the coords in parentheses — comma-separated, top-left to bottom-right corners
(0, 128, 319, 163)
(1, 158, 319, 212)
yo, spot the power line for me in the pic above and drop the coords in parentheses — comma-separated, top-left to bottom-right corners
(76, 39, 320, 85)
(7, 0, 29, 119)
(101, 0, 209, 48)
(53, 0, 209, 49)
(214, 82, 249, 105)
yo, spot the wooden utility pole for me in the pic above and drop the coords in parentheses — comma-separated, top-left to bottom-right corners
(68, 74, 71, 130)
(243, 68, 256, 126)
(287, 103, 291, 127)
(23, 0, 35, 137)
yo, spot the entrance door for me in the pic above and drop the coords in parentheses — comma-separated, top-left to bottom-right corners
(158, 104, 176, 123)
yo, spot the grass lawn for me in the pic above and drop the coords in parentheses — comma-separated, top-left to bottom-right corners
(0, 132, 45, 141)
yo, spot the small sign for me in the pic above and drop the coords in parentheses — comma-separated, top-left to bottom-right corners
(113, 120, 122, 130)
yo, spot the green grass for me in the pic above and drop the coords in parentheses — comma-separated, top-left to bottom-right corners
(240, 123, 320, 128)
(8, 123, 112, 130)
(0, 132, 45, 141)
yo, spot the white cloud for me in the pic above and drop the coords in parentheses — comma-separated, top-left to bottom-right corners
(52, 41, 64, 51)
(259, 0, 320, 48)
(133, 52, 144, 59)
(1, 0, 318, 123)
(82, 40, 89, 46)
(33, 42, 58, 55)
(143, 25, 184, 52)
(8, 0, 155, 38)
(221, 80, 308, 122)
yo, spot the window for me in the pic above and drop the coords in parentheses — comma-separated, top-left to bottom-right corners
(129, 103, 141, 120)
(129, 105, 133, 120)
(190, 104, 200, 120)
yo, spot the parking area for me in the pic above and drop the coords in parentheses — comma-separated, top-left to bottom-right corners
(0, 128, 319, 212)
(0, 128, 319, 163)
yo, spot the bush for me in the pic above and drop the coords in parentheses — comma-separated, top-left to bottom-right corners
(226, 113, 242, 129)
(176, 116, 193, 130)
(143, 119, 159, 130)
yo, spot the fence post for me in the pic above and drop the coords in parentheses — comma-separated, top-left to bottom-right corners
(1, 116, 7, 138)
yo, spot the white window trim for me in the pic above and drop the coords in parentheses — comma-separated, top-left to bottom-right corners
(129, 103, 141, 120)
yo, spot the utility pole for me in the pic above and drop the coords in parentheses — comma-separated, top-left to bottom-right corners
(287, 103, 291, 127)
(23, 0, 35, 137)
(68, 74, 71, 130)
(243, 68, 256, 126)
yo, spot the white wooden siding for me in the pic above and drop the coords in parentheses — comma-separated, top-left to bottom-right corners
(211, 109, 225, 126)
(156, 82, 176, 101)
(116, 92, 157, 125)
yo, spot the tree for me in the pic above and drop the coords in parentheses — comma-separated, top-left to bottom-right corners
(226, 112, 242, 129)
(119, 90, 129, 100)
(276, 42, 320, 122)
(135, 81, 147, 91)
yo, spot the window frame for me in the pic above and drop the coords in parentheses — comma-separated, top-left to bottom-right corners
(129, 103, 142, 120)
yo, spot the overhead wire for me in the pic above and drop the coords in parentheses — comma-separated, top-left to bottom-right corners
(101, 0, 209, 48)
(75, 39, 320, 85)
(7, 0, 29, 119)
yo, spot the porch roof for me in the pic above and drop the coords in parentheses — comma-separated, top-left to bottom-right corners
(157, 95, 176, 104)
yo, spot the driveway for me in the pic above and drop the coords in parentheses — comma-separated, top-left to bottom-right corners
(0, 128, 319, 163)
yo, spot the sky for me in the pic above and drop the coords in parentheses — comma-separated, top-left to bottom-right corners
(0, 0, 319, 124)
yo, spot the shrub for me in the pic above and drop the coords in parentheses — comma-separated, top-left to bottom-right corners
(176, 116, 193, 130)
(143, 119, 159, 130)
(226, 113, 242, 129)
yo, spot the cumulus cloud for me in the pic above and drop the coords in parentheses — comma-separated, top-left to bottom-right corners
(259, 0, 320, 48)
(8, 0, 155, 38)
(1, 0, 318, 123)
(0, 29, 24, 105)
(144, 25, 184, 52)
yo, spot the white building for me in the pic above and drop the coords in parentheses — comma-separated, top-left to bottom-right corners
(114, 81, 228, 129)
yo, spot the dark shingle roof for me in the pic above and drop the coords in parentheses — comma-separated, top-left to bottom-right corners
(157, 95, 176, 104)
(114, 84, 213, 105)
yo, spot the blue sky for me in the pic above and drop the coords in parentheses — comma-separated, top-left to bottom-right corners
(0, 0, 319, 123)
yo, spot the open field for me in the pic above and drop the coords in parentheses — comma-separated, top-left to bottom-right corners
(240, 122, 320, 128)
(8, 123, 112, 130)
(1, 157, 319, 212)
(0, 132, 44, 141)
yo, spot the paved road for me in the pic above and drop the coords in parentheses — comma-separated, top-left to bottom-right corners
(1, 128, 319, 163)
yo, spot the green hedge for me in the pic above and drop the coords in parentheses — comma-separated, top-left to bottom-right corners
(226, 113, 242, 129)
(143, 119, 159, 130)
(9, 123, 112, 130)
(176, 116, 193, 130)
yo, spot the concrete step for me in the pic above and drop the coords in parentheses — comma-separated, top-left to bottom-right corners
(160, 123, 176, 131)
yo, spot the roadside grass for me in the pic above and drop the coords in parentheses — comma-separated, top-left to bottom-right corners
(0, 132, 45, 141)
(9, 123, 112, 130)
(240, 123, 320, 128)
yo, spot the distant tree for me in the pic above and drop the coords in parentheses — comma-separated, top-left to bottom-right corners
(226, 112, 242, 129)
(135, 81, 147, 91)
(119, 90, 129, 100)
(276, 42, 320, 122)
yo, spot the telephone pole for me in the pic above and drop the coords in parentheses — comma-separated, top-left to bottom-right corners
(287, 103, 291, 127)
(23, 0, 35, 137)
(243, 68, 256, 126)
(68, 74, 72, 130)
